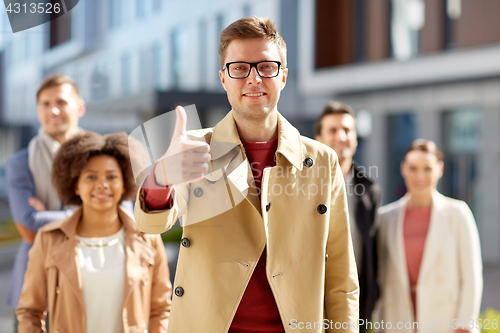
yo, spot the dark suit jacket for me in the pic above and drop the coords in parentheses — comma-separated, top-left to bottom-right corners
(352, 162, 381, 331)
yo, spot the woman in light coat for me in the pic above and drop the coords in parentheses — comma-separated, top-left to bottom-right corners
(376, 139, 482, 333)
(16, 132, 172, 333)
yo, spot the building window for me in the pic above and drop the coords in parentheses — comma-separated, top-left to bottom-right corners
(386, 113, 416, 203)
(171, 27, 188, 88)
(109, 0, 121, 28)
(243, 4, 251, 17)
(390, 0, 425, 61)
(91, 63, 109, 100)
(153, 42, 162, 89)
(153, 0, 162, 12)
(199, 20, 207, 88)
(441, 107, 481, 209)
(216, 13, 225, 70)
(139, 48, 153, 90)
(50, 11, 71, 48)
(136, 0, 146, 19)
(121, 54, 131, 94)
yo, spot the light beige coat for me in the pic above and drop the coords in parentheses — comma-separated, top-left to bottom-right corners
(376, 192, 482, 333)
(16, 206, 172, 333)
(135, 111, 359, 333)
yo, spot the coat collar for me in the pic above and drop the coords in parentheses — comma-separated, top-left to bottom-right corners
(210, 110, 304, 171)
(46, 205, 144, 239)
(387, 191, 449, 286)
(46, 205, 156, 311)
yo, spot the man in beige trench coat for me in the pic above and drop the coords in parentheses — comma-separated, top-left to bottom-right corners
(134, 16, 359, 333)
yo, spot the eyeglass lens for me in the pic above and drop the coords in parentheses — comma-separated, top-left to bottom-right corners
(228, 62, 280, 78)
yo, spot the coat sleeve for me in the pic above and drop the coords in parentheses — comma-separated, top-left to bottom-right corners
(134, 180, 189, 234)
(15, 231, 48, 332)
(455, 201, 483, 325)
(6, 150, 67, 232)
(324, 156, 360, 332)
(148, 235, 172, 332)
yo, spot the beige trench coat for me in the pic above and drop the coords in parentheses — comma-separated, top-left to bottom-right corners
(16, 206, 172, 333)
(135, 111, 359, 333)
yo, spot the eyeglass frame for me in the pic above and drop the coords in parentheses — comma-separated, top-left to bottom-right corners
(222, 61, 283, 79)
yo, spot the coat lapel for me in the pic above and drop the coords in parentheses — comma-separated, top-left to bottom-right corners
(48, 207, 85, 309)
(209, 112, 260, 215)
(207, 110, 304, 217)
(387, 196, 411, 288)
(417, 192, 448, 282)
(120, 207, 156, 305)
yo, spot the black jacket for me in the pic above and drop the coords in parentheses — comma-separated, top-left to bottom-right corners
(351, 162, 381, 331)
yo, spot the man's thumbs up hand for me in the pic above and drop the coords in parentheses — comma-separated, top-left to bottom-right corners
(154, 106, 211, 186)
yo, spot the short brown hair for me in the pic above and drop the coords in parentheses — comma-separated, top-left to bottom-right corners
(218, 16, 287, 70)
(314, 101, 356, 136)
(52, 132, 138, 205)
(404, 139, 444, 162)
(37, 75, 82, 102)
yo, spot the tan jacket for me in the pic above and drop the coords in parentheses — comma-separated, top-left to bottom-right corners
(16, 206, 172, 333)
(376, 192, 482, 333)
(135, 111, 359, 333)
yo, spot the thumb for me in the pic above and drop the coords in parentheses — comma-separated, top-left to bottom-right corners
(172, 105, 187, 139)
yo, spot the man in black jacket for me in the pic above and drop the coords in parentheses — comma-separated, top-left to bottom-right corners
(314, 101, 381, 333)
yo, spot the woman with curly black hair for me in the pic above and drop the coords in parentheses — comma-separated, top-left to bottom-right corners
(16, 132, 172, 333)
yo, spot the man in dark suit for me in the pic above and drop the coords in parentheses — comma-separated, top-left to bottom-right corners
(314, 101, 381, 333)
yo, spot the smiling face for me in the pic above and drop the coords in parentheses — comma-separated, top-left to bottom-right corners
(401, 150, 444, 197)
(37, 83, 85, 142)
(219, 38, 287, 123)
(75, 155, 125, 214)
(315, 113, 358, 165)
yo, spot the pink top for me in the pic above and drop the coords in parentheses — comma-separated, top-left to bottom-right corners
(404, 206, 431, 320)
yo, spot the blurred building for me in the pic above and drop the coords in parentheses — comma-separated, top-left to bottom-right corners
(296, 0, 500, 265)
(0, 0, 499, 264)
(0, 0, 283, 196)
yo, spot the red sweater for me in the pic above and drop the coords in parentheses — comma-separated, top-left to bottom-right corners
(144, 138, 284, 332)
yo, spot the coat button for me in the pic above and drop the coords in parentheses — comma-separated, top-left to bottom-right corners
(266, 202, 271, 212)
(325, 254, 329, 262)
(181, 238, 190, 248)
(193, 187, 203, 197)
(317, 204, 327, 214)
(174, 287, 184, 297)
(56, 286, 60, 294)
(304, 157, 314, 168)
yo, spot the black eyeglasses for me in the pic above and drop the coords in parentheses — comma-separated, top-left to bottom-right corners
(222, 61, 282, 79)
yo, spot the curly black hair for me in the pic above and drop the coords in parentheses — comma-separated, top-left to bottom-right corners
(52, 131, 140, 205)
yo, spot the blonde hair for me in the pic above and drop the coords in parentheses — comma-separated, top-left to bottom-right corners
(218, 16, 287, 70)
(37, 75, 81, 101)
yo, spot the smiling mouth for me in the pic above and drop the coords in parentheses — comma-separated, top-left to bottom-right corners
(243, 92, 266, 97)
(92, 195, 113, 201)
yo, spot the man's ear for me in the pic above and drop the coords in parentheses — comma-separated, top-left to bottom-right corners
(78, 100, 86, 118)
(219, 70, 227, 92)
(280, 68, 288, 91)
